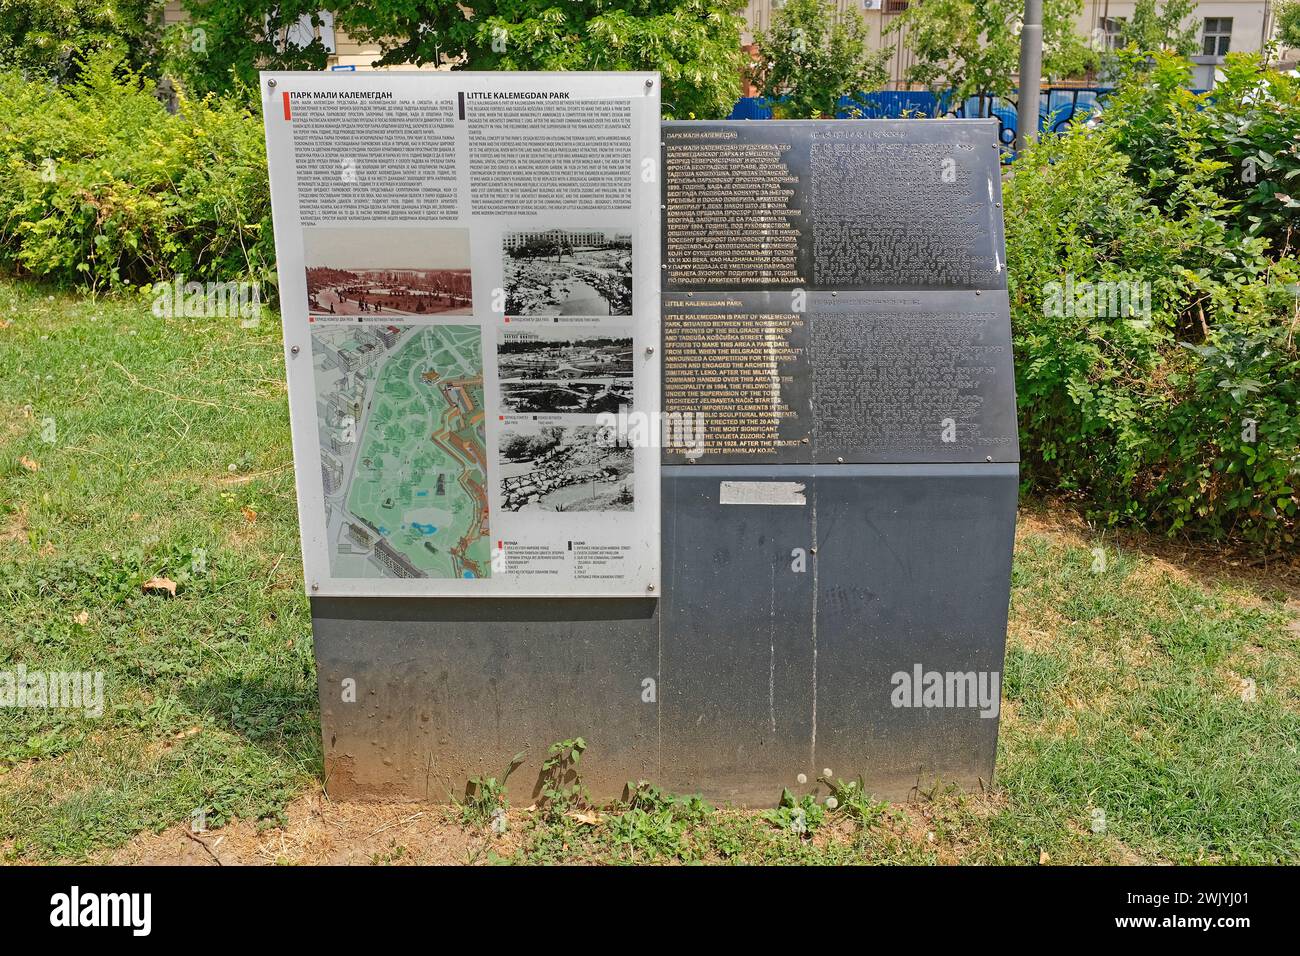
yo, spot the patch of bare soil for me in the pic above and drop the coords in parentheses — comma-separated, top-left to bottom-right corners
(103, 792, 481, 866)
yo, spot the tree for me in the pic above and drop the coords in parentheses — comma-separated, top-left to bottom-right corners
(888, 0, 1094, 111)
(168, 1, 337, 95)
(1093, 0, 1199, 84)
(1117, 0, 1199, 57)
(747, 0, 890, 119)
(0, 0, 165, 82)
(1275, 0, 1300, 52)
(343, 1, 748, 120)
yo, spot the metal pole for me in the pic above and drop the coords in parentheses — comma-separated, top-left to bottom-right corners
(1016, 0, 1044, 155)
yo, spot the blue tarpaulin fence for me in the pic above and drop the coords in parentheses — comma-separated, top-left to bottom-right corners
(729, 87, 1117, 152)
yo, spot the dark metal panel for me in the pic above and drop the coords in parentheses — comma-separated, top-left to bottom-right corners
(662, 291, 812, 466)
(656, 463, 1016, 804)
(659, 467, 815, 802)
(810, 465, 1018, 799)
(662, 119, 1007, 294)
(662, 290, 1019, 467)
(311, 596, 659, 803)
(808, 291, 1020, 464)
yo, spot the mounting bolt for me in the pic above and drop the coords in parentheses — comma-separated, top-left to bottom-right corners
(645, 78, 654, 89)
(645, 345, 654, 355)
(837, 456, 844, 463)
(986, 455, 993, 462)
(647, 583, 655, 592)
(268, 79, 277, 89)
(310, 582, 319, 592)
(290, 345, 300, 355)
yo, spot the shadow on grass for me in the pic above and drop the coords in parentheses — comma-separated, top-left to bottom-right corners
(182, 671, 323, 777)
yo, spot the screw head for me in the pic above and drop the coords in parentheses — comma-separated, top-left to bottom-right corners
(647, 584, 655, 592)
(645, 345, 654, 355)
(291, 345, 300, 355)
(268, 78, 277, 89)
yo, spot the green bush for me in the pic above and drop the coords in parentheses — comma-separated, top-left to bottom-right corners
(1006, 52, 1299, 550)
(0, 0, 164, 82)
(0, 51, 273, 294)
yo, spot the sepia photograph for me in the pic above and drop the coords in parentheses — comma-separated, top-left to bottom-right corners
(497, 328, 633, 413)
(502, 227, 632, 316)
(497, 424, 633, 512)
(304, 226, 473, 316)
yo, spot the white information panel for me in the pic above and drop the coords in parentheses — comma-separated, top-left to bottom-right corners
(262, 71, 661, 598)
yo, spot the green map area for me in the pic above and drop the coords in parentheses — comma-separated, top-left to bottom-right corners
(346, 326, 490, 579)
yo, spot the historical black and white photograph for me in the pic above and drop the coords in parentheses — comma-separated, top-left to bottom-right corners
(502, 228, 632, 316)
(304, 226, 473, 316)
(497, 327, 633, 413)
(498, 424, 633, 512)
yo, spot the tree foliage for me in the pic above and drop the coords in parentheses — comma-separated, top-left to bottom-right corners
(168, 1, 748, 120)
(1117, 0, 1199, 57)
(473, 1, 747, 119)
(1277, 0, 1300, 52)
(747, 0, 890, 119)
(0, 0, 165, 82)
(164, 1, 337, 95)
(888, 0, 1094, 106)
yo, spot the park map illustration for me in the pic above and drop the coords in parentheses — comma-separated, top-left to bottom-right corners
(312, 324, 491, 580)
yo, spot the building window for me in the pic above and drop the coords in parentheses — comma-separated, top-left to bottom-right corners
(1202, 17, 1232, 57)
(883, 0, 910, 13)
(1100, 16, 1126, 50)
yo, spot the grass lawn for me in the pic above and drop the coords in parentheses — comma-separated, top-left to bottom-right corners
(1, 279, 1298, 865)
